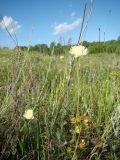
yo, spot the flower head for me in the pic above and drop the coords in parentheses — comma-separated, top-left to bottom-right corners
(111, 70, 120, 77)
(69, 45, 88, 58)
(79, 139, 86, 149)
(80, 115, 91, 128)
(75, 126, 81, 134)
(71, 117, 81, 124)
(23, 109, 34, 119)
(60, 55, 64, 60)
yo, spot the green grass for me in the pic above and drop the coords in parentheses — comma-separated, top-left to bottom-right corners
(0, 49, 120, 160)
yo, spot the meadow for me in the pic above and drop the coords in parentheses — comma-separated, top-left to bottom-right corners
(0, 48, 120, 160)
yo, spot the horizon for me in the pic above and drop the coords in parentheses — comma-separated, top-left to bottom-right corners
(0, 0, 120, 48)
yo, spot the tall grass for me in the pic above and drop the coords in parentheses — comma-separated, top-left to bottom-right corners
(0, 49, 120, 159)
(1, 1, 120, 159)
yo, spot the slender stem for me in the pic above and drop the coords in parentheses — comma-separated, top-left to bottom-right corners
(78, 1, 87, 45)
(0, 15, 18, 46)
(80, 0, 94, 43)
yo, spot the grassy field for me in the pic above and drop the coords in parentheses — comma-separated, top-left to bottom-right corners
(0, 48, 120, 160)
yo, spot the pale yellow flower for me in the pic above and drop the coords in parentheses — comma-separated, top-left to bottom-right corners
(75, 126, 81, 134)
(23, 109, 34, 119)
(60, 55, 64, 60)
(69, 45, 88, 58)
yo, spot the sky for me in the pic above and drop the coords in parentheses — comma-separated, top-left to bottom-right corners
(0, 0, 120, 48)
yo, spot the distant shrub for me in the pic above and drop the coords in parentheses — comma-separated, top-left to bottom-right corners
(86, 40, 120, 54)
(115, 46, 120, 54)
(106, 45, 116, 53)
(88, 43, 106, 54)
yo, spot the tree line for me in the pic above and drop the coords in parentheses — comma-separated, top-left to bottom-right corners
(16, 38, 120, 55)
(17, 42, 70, 55)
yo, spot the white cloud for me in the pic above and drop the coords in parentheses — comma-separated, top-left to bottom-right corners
(53, 18, 82, 35)
(70, 12, 76, 18)
(0, 16, 21, 34)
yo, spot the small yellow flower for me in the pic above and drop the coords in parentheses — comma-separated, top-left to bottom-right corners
(83, 118, 90, 128)
(70, 117, 81, 124)
(111, 71, 120, 76)
(76, 117, 81, 123)
(84, 118, 89, 123)
(75, 126, 81, 134)
(60, 55, 64, 60)
(23, 109, 34, 119)
(79, 115, 89, 121)
(77, 115, 91, 128)
(71, 115, 91, 128)
(69, 45, 88, 58)
(71, 117, 76, 124)
(79, 139, 86, 149)
(83, 122, 90, 128)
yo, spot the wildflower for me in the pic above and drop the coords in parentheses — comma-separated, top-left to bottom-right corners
(83, 122, 90, 128)
(75, 126, 81, 134)
(79, 115, 89, 121)
(60, 55, 64, 60)
(71, 117, 76, 124)
(23, 109, 34, 119)
(69, 45, 88, 58)
(79, 115, 88, 121)
(111, 71, 120, 76)
(70, 117, 81, 124)
(79, 139, 86, 149)
(83, 118, 90, 128)
(81, 116, 91, 128)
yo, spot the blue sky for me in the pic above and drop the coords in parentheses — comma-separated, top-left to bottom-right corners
(0, 0, 120, 47)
